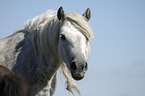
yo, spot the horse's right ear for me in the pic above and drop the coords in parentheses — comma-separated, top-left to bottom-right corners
(57, 6, 65, 22)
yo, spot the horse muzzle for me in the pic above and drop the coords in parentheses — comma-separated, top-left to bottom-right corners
(70, 61, 88, 80)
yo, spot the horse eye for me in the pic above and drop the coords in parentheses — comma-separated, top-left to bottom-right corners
(60, 34, 66, 40)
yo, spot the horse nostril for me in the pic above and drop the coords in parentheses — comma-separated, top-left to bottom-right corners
(85, 63, 88, 69)
(82, 63, 88, 70)
(84, 63, 88, 70)
(71, 61, 77, 71)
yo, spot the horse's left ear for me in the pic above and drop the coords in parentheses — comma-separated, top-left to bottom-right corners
(57, 6, 65, 22)
(83, 8, 91, 21)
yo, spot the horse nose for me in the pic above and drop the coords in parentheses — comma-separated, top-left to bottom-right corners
(71, 61, 88, 72)
(70, 61, 88, 80)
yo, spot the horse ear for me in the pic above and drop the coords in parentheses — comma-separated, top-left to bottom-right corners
(82, 8, 91, 21)
(57, 6, 65, 22)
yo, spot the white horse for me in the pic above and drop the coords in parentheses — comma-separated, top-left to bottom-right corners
(0, 7, 94, 96)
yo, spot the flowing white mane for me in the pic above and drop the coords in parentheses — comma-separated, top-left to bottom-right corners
(24, 10, 93, 95)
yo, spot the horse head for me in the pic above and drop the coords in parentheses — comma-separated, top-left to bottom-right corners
(57, 7, 92, 80)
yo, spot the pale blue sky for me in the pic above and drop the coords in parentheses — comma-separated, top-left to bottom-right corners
(0, 0, 145, 96)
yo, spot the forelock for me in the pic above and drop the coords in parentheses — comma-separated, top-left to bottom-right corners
(65, 13, 94, 40)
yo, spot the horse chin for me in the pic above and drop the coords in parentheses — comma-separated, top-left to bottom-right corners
(71, 72, 84, 81)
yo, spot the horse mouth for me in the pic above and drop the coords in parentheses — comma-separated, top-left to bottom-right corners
(71, 72, 84, 81)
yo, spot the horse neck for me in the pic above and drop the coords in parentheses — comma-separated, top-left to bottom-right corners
(32, 19, 61, 80)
